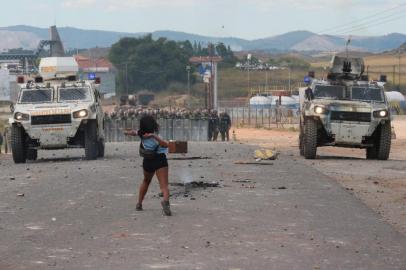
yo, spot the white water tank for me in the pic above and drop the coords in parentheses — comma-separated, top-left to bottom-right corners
(39, 57, 79, 80)
(272, 96, 299, 108)
(249, 95, 272, 108)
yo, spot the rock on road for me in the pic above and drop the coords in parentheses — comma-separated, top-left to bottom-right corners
(0, 142, 405, 270)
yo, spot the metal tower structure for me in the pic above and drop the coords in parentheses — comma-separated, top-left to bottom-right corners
(0, 25, 65, 72)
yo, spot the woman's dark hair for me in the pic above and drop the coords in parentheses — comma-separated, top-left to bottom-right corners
(138, 115, 159, 137)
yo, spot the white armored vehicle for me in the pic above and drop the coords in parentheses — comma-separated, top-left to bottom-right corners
(9, 57, 105, 163)
(299, 56, 391, 160)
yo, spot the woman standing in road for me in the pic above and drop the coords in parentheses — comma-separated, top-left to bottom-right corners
(124, 115, 171, 216)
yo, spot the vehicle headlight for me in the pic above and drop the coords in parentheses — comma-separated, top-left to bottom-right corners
(14, 112, 29, 121)
(314, 106, 326, 114)
(73, 109, 89, 118)
(373, 110, 388, 118)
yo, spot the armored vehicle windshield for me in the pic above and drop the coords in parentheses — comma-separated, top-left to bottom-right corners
(58, 87, 91, 102)
(351, 87, 384, 103)
(314, 85, 345, 100)
(19, 88, 53, 104)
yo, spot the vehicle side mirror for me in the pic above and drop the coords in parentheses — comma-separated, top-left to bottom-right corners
(10, 104, 15, 113)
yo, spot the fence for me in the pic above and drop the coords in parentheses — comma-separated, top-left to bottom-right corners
(222, 106, 300, 129)
(104, 118, 209, 142)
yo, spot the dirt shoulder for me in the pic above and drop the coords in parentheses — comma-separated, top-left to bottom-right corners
(234, 117, 406, 235)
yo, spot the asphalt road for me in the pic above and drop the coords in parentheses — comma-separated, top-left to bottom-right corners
(0, 142, 406, 270)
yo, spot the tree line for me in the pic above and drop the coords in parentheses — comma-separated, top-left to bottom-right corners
(108, 35, 237, 93)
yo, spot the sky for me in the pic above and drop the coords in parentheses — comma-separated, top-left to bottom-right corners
(1, 0, 405, 39)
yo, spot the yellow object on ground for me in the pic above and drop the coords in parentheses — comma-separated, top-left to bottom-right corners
(254, 149, 279, 160)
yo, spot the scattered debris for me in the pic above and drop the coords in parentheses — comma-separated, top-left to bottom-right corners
(232, 180, 253, 183)
(170, 181, 220, 188)
(254, 149, 279, 160)
(234, 161, 274, 166)
(272, 186, 287, 190)
(168, 156, 211, 161)
(241, 185, 256, 189)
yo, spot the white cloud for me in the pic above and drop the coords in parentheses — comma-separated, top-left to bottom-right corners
(62, 0, 195, 10)
(62, 0, 97, 8)
(61, 0, 398, 12)
(236, 0, 398, 11)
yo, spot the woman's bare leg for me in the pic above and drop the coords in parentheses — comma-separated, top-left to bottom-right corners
(138, 170, 154, 205)
(156, 167, 170, 202)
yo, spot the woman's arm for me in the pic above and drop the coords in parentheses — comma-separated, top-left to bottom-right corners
(144, 133, 169, 148)
(153, 134, 169, 148)
(123, 129, 137, 136)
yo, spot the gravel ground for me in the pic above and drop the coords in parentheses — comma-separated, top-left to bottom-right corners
(237, 117, 406, 235)
(1, 142, 406, 270)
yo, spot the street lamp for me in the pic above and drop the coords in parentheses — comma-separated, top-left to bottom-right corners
(186, 65, 191, 108)
(116, 62, 130, 95)
(247, 54, 252, 94)
(125, 62, 129, 95)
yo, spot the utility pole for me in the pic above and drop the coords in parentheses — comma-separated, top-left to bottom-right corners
(398, 52, 402, 89)
(205, 43, 216, 110)
(265, 69, 269, 90)
(186, 65, 191, 108)
(393, 65, 396, 85)
(125, 62, 129, 95)
(247, 54, 251, 95)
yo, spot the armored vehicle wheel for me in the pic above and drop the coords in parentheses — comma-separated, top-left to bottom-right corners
(366, 147, 377, 160)
(97, 139, 105, 158)
(85, 121, 99, 160)
(376, 122, 391, 160)
(304, 118, 318, 159)
(299, 132, 305, 156)
(26, 149, 38, 161)
(11, 125, 27, 164)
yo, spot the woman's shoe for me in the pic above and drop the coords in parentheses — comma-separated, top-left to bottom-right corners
(136, 203, 143, 211)
(161, 201, 172, 216)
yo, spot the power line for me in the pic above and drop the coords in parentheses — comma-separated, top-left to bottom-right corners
(329, 10, 406, 35)
(318, 3, 406, 35)
(332, 13, 406, 36)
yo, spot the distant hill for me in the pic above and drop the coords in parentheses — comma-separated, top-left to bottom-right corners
(0, 25, 405, 53)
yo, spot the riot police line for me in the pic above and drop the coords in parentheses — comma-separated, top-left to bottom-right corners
(104, 107, 232, 142)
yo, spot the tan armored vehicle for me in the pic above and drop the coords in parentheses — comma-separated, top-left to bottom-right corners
(299, 56, 391, 160)
(9, 57, 105, 163)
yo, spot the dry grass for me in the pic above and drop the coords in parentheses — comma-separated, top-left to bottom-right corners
(215, 67, 315, 98)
